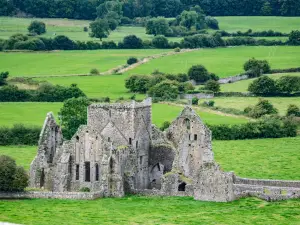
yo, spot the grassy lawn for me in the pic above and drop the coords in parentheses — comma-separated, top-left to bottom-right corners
(214, 137, 300, 180)
(127, 46, 300, 78)
(204, 97, 300, 115)
(0, 196, 299, 225)
(221, 73, 300, 92)
(0, 49, 169, 77)
(216, 16, 300, 33)
(0, 102, 62, 127)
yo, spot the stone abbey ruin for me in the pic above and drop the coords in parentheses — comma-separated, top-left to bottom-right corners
(29, 98, 300, 202)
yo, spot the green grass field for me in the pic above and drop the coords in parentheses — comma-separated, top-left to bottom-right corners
(127, 46, 300, 77)
(0, 102, 248, 129)
(216, 16, 300, 33)
(221, 73, 300, 92)
(0, 49, 169, 77)
(0, 197, 299, 225)
(204, 97, 300, 115)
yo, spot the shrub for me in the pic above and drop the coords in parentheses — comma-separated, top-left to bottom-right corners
(245, 99, 278, 118)
(288, 30, 300, 45)
(122, 35, 143, 49)
(192, 97, 199, 105)
(276, 76, 300, 93)
(127, 57, 138, 65)
(90, 68, 100, 75)
(174, 47, 181, 52)
(188, 65, 210, 83)
(204, 80, 220, 93)
(53, 35, 74, 50)
(286, 104, 300, 117)
(203, 100, 215, 107)
(152, 35, 169, 48)
(148, 80, 179, 101)
(0, 155, 28, 191)
(0, 71, 9, 86)
(160, 121, 171, 131)
(125, 75, 151, 93)
(14, 38, 46, 51)
(28, 21, 46, 35)
(83, 27, 88, 32)
(244, 58, 271, 76)
(176, 73, 189, 82)
(79, 187, 90, 192)
(205, 16, 219, 30)
(248, 76, 277, 96)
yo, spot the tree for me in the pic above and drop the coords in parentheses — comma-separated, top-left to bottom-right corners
(0, 71, 9, 86)
(122, 35, 143, 49)
(276, 76, 300, 93)
(59, 97, 90, 139)
(53, 35, 74, 50)
(261, 1, 272, 16)
(28, 20, 46, 35)
(188, 65, 210, 83)
(244, 58, 271, 76)
(246, 99, 278, 118)
(192, 97, 199, 105)
(286, 104, 300, 117)
(248, 76, 277, 96)
(0, 155, 28, 192)
(205, 16, 219, 29)
(288, 30, 300, 45)
(127, 57, 138, 65)
(204, 80, 220, 93)
(148, 80, 179, 101)
(146, 17, 170, 36)
(89, 19, 110, 41)
(96, 1, 123, 19)
(152, 35, 169, 48)
(125, 75, 151, 93)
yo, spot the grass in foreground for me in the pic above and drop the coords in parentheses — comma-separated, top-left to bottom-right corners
(127, 46, 300, 78)
(203, 97, 300, 115)
(214, 137, 300, 180)
(221, 73, 300, 92)
(0, 49, 169, 77)
(0, 197, 299, 225)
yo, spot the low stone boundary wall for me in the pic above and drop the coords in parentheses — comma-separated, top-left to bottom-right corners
(218, 74, 249, 84)
(234, 177, 300, 188)
(181, 93, 214, 100)
(0, 191, 103, 200)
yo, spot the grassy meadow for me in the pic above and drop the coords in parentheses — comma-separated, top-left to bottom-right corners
(221, 73, 300, 92)
(0, 49, 169, 77)
(127, 46, 300, 77)
(0, 196, 300, 225)
(204, 97, 300, 115)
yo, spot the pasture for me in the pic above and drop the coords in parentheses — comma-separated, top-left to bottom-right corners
(204, 97, 300, 115)
(0, 196, 299, 225)
(220, 73, 300, 92)
(127, 46, 300, 77)
(0, 49, 169, 77)
(0, 102, 248, 129)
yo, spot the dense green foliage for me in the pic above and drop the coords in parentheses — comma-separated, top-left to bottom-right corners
(0, 71, 9, 86)
(127, 57, 138, 65)
(0, 155, 28, 192)
(204, 80, 220, 93)
(286, 104, 300, 117)
(59, 97, 90, 140)
(244, 58, 271, 77)
(148, 80, 180, 101)
(27, 20, 46, 35)
(248, 76, 277, 96)
(244, 99, 278, 118)
(89, 19, 110, 41)
(0, 83, 86, 102)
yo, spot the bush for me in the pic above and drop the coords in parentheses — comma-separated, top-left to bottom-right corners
(204, 80, 220, 93)
(28, 21, 46, 35)
(83, 27, 88, 32)
(287, 104, 300, 117)
(152, 35, 169, 48)
(14, 38, 46, 51)
(245, 99, 278, 118)
(188, 65, 210, 83)
(90, 68, 100, 75)
(248, 76, 277, 96)
(244, 58, 271, 76)
(276, 76, 300, 93)
(205, 16, 219, 30)
(0, 71, 9, 86)
(0, 155, 28, 191)
(125, 75, 152, 93)
(148, 80, 179, 101)
(53, 35, 74, 50)
(174, 47, 181, 52)
(160, 121, 171, 131)
(79, 187, 90, 192)
(192, 97, 199, 105)
(288, 30, 300, 45)
(127, 57, 138, 65)
(122, 35, 143, 49)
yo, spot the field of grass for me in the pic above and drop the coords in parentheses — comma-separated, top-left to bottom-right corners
(0, 102, 248, 129)
(204, 97, 300, 115)
(0, 49, 169, 77)
(0, 102, 62, 127)
(214, 137, 300, 180)
(221, 73, 300, 92)
(0, 196, 299, 225)
(216, 16, 300, 33)
(127, 46, 300, 77)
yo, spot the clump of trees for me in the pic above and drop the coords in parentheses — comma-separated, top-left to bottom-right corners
(244, 58, 271, 77)
(28, 20, 46, 35)
(244, 98, 278, 118)
(188, 65, 218, 83)
(0, 155, 28, 192)
(286, 104, 300, 117)
(248, 75, 300, 96)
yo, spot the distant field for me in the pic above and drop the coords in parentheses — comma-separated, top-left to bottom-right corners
(0, 49, 169, 77)
(127, 46, 300, 77)
(203, 97, 300, 115)
(221, 73, 300, 92)
(216, 16, 300, 33)
(0, 102, 247, 128)
(214, 137, 300, 180)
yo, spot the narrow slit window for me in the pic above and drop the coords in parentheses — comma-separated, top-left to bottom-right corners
(136, 141, 138, 148)
(129, 138, 132, 145)
(85, 162, 90, 182)
(194, 134, 197, 140)
(76, 165, 79, 180)
(95, 164, 99, 181)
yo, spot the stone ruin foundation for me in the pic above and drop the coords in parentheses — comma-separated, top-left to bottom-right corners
(29, 98, 300, 202)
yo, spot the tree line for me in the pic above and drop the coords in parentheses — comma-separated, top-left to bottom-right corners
(1, 0, 300, 19)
